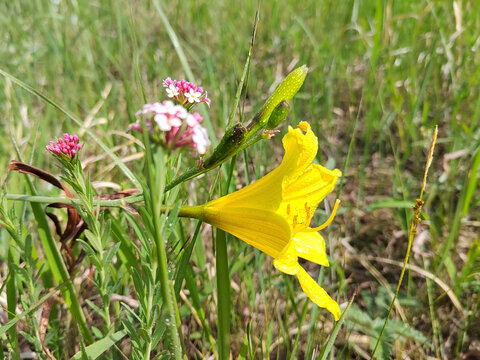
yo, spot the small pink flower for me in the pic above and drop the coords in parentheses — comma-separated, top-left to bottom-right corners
(162, 77, 174, 87)
(134, 100, 210, 155)
(46, 133, 82, 160)
(185, 89, 202, 103)
(128, 122, 143, 132)
(162, 77, 210, 107)
(191, 124, 210, 155)
(166, 84, 179, 98)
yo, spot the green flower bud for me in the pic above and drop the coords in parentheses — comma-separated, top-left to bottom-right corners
(203, 123, 247, 169)
(265, 100, 290, 130)
(247, 65, 308, 133)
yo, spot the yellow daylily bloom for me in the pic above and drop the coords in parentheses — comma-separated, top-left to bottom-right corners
(187, 121, 342, 320)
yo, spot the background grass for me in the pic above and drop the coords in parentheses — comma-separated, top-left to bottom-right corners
(1, 0, 479, 359)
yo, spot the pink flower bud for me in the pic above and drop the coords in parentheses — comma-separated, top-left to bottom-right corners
(46, 133, 82, 160)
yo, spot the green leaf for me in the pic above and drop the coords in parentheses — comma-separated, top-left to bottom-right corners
(71, 330, 127, 360)
(131, 268, 147, 312)
(367, 198, 414, 212)
(462, 145, 480, 215)
(318, 292, 356, 360)
(151, 320, 167, 349)
(91, 327, 103, 339)
(85, 300, 107, 322)
(0, 286, 60, 337)
(109, 214, 139, 272)
(103, 242, 121, 269)
(174, 221, 202, 299)
(388, 319, 432, 347)
(164, 201, 181, 239)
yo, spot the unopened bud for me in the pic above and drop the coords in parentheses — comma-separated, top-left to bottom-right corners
(203, 123, 247, 169)
(247, 65, 308, 134)
(265, 100, 290, 130)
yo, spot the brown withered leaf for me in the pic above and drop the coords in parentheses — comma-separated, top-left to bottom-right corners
(9, 160, 73, 196)
(464, 351, 480, 360)
(9, 160, 83, 270)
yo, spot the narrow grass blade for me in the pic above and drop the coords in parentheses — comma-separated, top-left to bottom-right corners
(174, 221, 203, 299)
(336, 96, 361, 198)
(0, 285, 61, 336)
(366, 198, 415, 211)
(29, 196, 94, 343)
(238, 322, 253, 360)
(462, 145, 480, 215)
(71, 330, 127, 360)
(317, 290, 356, 360)
(6, 251, 21, 360)
(227, 9, 258, 128)
(435, 141, 479, 272)
(216, 229, 231, 359)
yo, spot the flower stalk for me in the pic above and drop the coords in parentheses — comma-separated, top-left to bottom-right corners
(216, 229, 231, 359)
(141, 122, 183, 358)
(50, 141, 115, 335)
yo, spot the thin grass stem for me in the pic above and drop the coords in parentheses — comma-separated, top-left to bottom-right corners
(370, 126, 438, 359)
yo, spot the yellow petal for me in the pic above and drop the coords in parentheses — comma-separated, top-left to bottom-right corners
(206, 122, 320, 213)
(281, 121, 318, 184)
(296, 266, 341, 321)
(293, 231, 329, 267)
(203, 206, 291, 258)
(205, 168, 284, 212)
(280, 164, 341, 223)
(284, 164, 341, 204)
(272, 241, 299, 275)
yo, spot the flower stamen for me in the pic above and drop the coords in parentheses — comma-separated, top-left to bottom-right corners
(304, 202, 311, 223)
(307, 199, 340, 232)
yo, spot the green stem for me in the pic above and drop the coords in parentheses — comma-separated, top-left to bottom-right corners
(369, 223, 414, 359)
(6, 193, 143, 206)
(214, 156, 238, 359)
(164, 165, 203, 192)
(6, 193, 206, 219)
(143, 125, 182, 357)
(6, 250, 21, 360)
(143, 269, 156, 360)
(164, 132, 266, 193)
(69, 163, 113, 338)
(216, 229, 231, 359)
(153, 216, 182, 358)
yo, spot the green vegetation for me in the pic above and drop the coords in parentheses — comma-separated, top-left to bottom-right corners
(1, 0, 479, 358)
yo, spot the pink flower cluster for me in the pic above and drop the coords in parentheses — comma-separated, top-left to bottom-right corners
(163, 78, 210, 107)
(135, 100, 210, 155)
(46, 133, 82, 159)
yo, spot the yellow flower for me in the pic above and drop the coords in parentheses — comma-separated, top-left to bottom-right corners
(189, 121, 342, 320)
